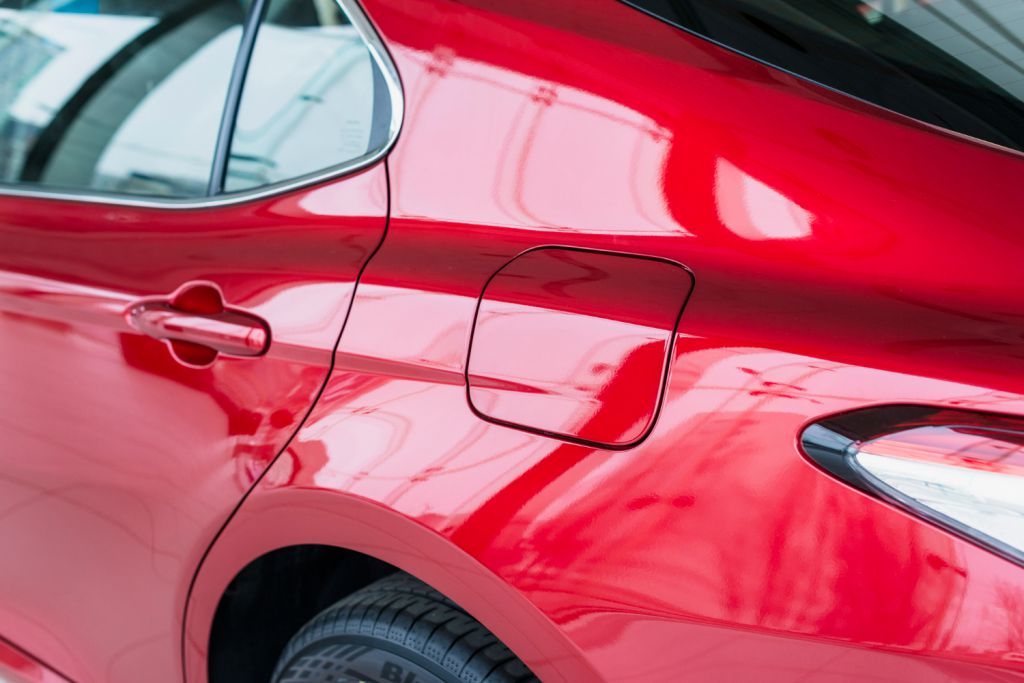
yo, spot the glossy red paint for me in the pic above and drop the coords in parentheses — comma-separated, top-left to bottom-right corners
(0, 167, 387, 681)
(189, 0, 1024, 679)
(467, 247, 692, 447)
(0, 637, 70, 683)
(2, 0, 1024, 682)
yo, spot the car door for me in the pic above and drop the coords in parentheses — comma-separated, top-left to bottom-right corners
(0, 0, 399, 681)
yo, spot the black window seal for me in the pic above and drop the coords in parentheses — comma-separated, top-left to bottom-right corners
(618, 0, 1024, 159)
(207, 0, 270, 196)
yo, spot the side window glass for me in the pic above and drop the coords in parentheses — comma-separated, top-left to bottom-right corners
(223, 0, 392, 193)
(625, 0, 1024, 154)
(0, 1, 246, 198)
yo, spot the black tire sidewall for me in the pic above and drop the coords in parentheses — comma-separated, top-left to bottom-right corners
(276, 633, 456, 683)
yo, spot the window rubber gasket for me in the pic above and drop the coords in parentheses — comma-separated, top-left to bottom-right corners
(206, 0, 270, 196)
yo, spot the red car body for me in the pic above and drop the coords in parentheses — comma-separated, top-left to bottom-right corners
(2, 0, 1024, 681)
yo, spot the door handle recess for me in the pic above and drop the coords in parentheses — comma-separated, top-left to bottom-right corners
(126, 281, 270, 367)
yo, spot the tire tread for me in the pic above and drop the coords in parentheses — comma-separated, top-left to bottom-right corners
(273, 573, 537, 683)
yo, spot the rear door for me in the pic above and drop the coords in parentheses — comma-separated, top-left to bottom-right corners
(0, 1, 399, 680)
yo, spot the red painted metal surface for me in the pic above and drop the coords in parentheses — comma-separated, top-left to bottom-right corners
(2, 0, 1024, 681)
(467, 247, 692, 447)
(0, 637, 70, 683)
(0, 166, 388, 681)
(189, 0, 1024, 680)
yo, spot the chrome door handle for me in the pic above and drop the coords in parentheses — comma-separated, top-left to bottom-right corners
(126, 282, 270, 366)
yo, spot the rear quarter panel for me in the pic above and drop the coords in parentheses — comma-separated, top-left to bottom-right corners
(190, 0, 1024, 679)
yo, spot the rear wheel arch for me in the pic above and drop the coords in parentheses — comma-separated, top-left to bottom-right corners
(207, 545, 396, 682)
(187, 488, 598, 683)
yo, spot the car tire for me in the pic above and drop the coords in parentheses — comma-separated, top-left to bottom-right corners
(272, 573, 538, 683)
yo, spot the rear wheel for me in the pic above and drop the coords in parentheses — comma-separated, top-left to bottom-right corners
(272, 573, 538, 683)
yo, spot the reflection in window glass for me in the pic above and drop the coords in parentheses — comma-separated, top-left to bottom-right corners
(225, 0, 389, 192)
(0, 0, 245, 197)
(627, 0, 1024, 153)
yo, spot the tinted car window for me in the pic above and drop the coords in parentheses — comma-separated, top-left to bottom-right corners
(223, 0, 391, 193)
(626, 0, 1024, 152)
(0, 0, 247, 197)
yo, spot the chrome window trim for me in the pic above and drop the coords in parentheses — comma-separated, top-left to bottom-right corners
(0, 0, 403, 210)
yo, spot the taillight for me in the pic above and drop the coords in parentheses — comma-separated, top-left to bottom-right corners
(802, 407, 1024, 566)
